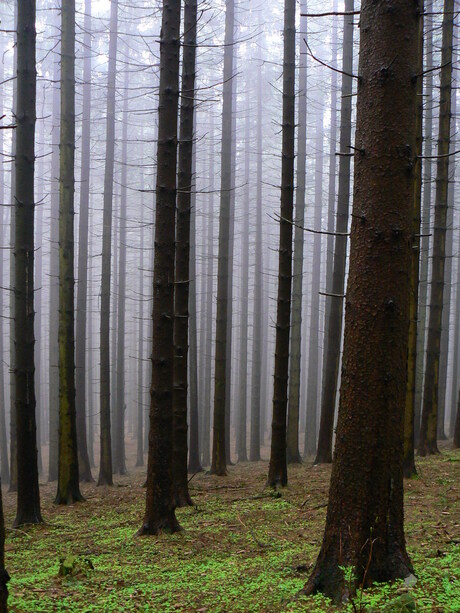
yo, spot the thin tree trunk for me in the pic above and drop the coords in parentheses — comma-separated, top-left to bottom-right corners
(98, 0, 118, 486)
(0, 476, 8, 611)
(236, 84, 250, 464)
(210, 0, 235, 476)
(14, 0, 43, 526)
(172, 0, 198, 505)
(87, 238, 95, 468)
(267, 0, 295, 488)
(47, 41, 60, 484)
(75, 0, 93, 483)
(287, 4, 307, 465)
(136, 173, 145, 468)
(250, 42, 263, 462)
(403, 2, 424, 478)
(113, 66, 129, 476)
(304, 106, 323, 458)
(138, 0, 182, 536)
(55, 0, 84, 505)
(303, 0, 418, 599)
(418, 0, 454, 457)
(314, 0, 354, 465)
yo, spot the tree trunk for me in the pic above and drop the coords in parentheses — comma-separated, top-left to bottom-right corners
(87, 237, 95, 468)
(210, 0, 235, 476)
(303, 0, 418, 600)
(236, 83, 250, 464)
(267, 0, 295, 488)
(304, 105, 323, 458)
(98, 0, 118, 486)
(113, 66, 129, 476)
(287, 4, 307, 465)
(172, 0, 198, 506)
(14, 0, 43, 526)
(200, 115, 214, 468)
(8, 1, 18, 494)
(138, 0, 182, 536)
(0, 478, 9, 611)
(403, 1, 424, 479)
(136, 169, 145, 468)
(250, 36, 263, 463)
(418, 0, 454, 457)
(75, 0, 93, 484)
(314, 0, 354, 465)
(55, 0, 84, 505)
(47, 39, 60, 484)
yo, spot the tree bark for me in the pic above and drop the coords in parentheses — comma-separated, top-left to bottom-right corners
(314, 0, 354, 465)
(138, 0, 182, 535)
(172, 0, 198, 505)
(303, 0, 418, 600)
(55, 0, 84, 505)
(267, 0, 295, 488)
(210, 0, 235, 476)
(14, 0, 43, 526)
(0, 478, 9, 611)
(418, 0, 454, 457)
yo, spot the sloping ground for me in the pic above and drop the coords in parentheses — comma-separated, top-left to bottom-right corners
(3, 446, 459, 612)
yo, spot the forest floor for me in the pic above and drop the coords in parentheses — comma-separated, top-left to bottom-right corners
(2, 442, 459, 612)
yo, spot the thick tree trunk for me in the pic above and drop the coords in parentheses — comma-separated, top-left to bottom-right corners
(138, 0, 182, 535)
(287, 5, 307, 465)
(210, 0, 235, 476)
(304, 106, 323, 458)
(172, 0, 198, 505)
(267, 0, 295, 488)
(55, 0, 84, 505)
(0, 479, 9, 611)
(303, 0, 418, 601)
(418, 0, 454, 457)
(75, 0, 94, 484)
(98, 0, 118, 486)
(14, 0, 43, 526)
(314, 0, 355, 465)
(403, 2, 424, 479)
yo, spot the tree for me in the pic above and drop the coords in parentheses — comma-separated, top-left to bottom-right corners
(403, 1, 424, 479)
(267, 0, 295, 488)
(303, 0, 418, 600)
(315, 0, 355, 465)
(98, 0, 119, 486)
(138, 0, 182, 535)
(75, 0, 94, 483)
(55, 0, 84, 505)
(14, 0, 43, 526)
(418, 0, 454, 457)
(210, 0, 235, 476)
(172, 0, 198, 506)
(0, 478, 9, 611)
(286, 4, 307, 465)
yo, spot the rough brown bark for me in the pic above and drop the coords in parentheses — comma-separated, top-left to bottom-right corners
(138, 0, 182, 535)
(267, 0, 295, 488)
(0, 479, 9, 611)
(418, 0, 454, 457)
(172, 0, 198, 506)
(303, 0, 418, 601)
(13, 0, 43, 527)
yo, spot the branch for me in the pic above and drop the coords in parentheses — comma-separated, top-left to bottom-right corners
(418, 149, 460, 159)
(270, 213, 350, 237)
(300, 11, 360, 17)
(304, 39, 360, 80)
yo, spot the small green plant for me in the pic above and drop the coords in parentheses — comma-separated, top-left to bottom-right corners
(58, 554, 94, 578)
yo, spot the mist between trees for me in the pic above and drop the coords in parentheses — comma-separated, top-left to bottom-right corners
(0, 0, 458, 609)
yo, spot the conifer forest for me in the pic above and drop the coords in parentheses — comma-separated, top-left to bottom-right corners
(0, 0, 460, 610)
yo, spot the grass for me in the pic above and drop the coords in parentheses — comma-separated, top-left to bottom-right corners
(3, 445, 459, 612)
